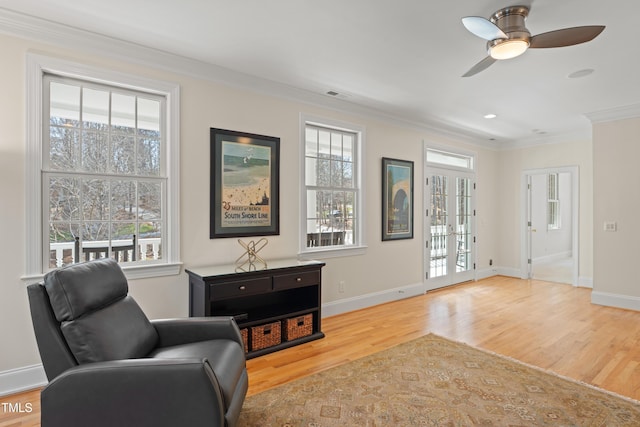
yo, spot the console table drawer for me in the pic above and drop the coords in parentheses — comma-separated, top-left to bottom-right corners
(211, 277, 272, 299)
(273, 270, 320, 291)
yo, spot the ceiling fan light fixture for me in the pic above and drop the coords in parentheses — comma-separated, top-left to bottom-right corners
(489, 39, 529, 60)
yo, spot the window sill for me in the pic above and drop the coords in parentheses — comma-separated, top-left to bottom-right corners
(299, 245, 367, 260)
(22, 262, 182, 283)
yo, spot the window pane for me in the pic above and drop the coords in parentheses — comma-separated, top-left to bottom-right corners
(138, 181, 162, 220)
(50, 82, 80, 125)
(137, 133, 161, 176)
(81, 130, 109, 172)
(331, 132, 342, 158)
(50, 126, 79, 170)
(426, 149, 473, 170)
(305, 157, 317, 186)
(111, 223, 137, 263)
(139, 222, 162, 260)
(111, 180, 137, 220)
(49, 223, 79, 268)
(112, 134, 135, 174)
(49, 177, 81, 221)
(82, 179, 110, 221)
(329, 160, 341, 188)
(318, 130, 331, 159)
(343, 191, 355, 245)
(331, 191, 346, 232)
(305, 128, 318, 157)
(82, 88, 109, 130)
(317, 159, 330, 186)
(112, 93, 136, 130)
(80, 222, 109, 245)
(138, 98, 160, 132)
(342, 135, 353, 162)
(343, 161, 353, 188)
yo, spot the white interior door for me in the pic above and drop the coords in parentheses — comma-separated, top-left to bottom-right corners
(424, 169, 475, 290)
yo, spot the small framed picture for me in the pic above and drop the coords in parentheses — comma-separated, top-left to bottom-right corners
(382, 157, 414, 241)
(210, 128, 280, 238)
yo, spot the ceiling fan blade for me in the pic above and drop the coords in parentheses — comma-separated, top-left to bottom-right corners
(462, 16, 507, 40)
(529, 25, 605, 48)
(462, 56, 497, 77)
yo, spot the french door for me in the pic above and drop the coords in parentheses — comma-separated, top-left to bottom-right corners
(424, 169, 475, 290)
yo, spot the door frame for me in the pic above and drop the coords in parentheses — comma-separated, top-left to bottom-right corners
(520, 166, 579, 285)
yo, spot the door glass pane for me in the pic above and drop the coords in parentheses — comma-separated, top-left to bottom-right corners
(456, 177, 472, 272)
(430, 175, 448, 278)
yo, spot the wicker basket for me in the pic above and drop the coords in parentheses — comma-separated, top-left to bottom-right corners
(284, 314, 313, 341)
(251, 321, 282, 351)
(239, 328, 249, 353)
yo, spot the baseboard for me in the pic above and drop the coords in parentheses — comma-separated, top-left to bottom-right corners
(0, 364, 46, 397)
(578, 276, 593, 288)
(476, 268, 501, 280)
(496, 267, 524, 279)
(322, 282, 426, 318)
(591, 291, 640, 312)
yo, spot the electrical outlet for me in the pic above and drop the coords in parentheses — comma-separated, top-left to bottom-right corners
(338, 281, 345, 293)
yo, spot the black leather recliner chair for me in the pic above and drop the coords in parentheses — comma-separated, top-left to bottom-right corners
(27, 258, 248, 427)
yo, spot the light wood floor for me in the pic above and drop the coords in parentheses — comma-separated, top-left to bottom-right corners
(3, 276, 640, 426)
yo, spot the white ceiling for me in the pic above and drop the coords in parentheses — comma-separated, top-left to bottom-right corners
(1, 0, 638, 147)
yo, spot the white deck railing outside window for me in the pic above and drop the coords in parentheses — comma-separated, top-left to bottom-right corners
(49, 238, 161, 267)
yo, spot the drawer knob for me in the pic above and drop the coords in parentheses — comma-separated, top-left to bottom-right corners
(239, 285, 246, 290)
(296, 277, 302, 282)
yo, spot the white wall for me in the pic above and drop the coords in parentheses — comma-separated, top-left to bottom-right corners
(592, 116, 640, 309)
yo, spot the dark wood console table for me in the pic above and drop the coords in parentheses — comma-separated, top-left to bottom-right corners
(186, 259, 325, 358)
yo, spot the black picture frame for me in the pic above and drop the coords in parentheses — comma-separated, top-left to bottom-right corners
(382, 157, 414, 241)
(210, 128, 280, 238)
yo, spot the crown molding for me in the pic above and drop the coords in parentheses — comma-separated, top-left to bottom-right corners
(585, 103, 640, 124)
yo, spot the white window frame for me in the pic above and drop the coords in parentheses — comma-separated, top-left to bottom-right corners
(24, 54, 181, 281)
(299, 114, 366, 258)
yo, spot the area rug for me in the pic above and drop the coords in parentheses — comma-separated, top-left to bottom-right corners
(238, 333, 640, 426)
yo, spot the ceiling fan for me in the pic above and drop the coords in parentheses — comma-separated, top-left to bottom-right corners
(461, 5, 605, 77)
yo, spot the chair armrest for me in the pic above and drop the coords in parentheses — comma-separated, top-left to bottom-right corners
(41, 359, 225, 427)
(151, 316, 244, 348)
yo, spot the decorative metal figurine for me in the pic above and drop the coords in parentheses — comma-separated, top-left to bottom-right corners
(235, 238, 268, 271)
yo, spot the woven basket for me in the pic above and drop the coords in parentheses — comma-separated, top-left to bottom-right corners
(284, 314, 313, 341)
(240, 328, 249, 353)
(251, 321, 281, 351)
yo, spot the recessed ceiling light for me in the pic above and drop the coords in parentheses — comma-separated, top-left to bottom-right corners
(568, 69, 595, 79)
(484, 113, 497, 119)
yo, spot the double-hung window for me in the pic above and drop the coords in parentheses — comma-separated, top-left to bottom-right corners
(301, 117, 365, 256)
(25, 55, 180, 279)
(547, 173, 561, 230)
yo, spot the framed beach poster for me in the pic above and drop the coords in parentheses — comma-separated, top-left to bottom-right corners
(382, 157, 414, 241)
(210, 128, 280, 238)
